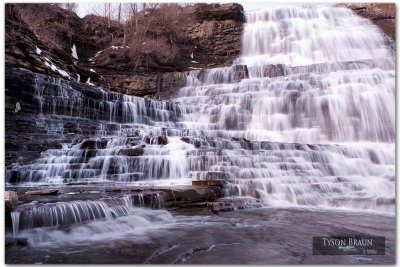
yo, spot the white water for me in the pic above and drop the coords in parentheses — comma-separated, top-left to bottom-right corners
(15, 208, 177, 247)
(175, 6, 395, 213)
(6, 5, 395, 214)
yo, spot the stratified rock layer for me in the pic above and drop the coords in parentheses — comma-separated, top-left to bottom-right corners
(336, 3, 395, 40)
(5, 3, 244, 99)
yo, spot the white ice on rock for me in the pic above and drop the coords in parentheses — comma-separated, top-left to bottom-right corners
(35, 47, 42, 55)
(43, 57, 70, 79)
(71, 44, 78, 60)
(86, 77, 95, 86)
(89, 46, 130, 62)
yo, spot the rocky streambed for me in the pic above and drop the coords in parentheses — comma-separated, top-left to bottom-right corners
(5, 198, 395, 264)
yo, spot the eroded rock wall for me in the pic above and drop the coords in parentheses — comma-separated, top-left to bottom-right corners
(5, 3, 244, 99)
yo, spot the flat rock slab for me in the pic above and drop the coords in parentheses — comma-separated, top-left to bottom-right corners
(25, 189, 59, 196)
(5, 207, 395, 264)
(105, 187, 122, 192)
(192, 180, 226, 187)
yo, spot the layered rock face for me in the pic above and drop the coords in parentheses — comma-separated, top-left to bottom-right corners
(5, 3, 244, 99)
(335, 3, 395, 40)
(5, 4, 104, 84)
(5, 67, 181, 172)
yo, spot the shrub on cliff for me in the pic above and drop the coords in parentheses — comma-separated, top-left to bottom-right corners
(94, 4, 193, 73)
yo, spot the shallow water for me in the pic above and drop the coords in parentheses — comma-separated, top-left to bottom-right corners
(6, 207, 395, 264)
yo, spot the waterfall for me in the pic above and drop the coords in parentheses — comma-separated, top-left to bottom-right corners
(175, 5, 395, 213)
(6, 5, 395, 213)
(10, 194, 168, 236)
(13, 204, 175, 247)
(179, 6, 394, 143)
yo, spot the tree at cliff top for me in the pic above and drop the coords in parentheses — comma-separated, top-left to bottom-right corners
(93, 3, 194, 73)
(54, 3, 78, 13)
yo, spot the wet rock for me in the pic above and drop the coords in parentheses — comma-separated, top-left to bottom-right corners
(132, 192, 166, 208)
(105, 187, 122, 192)
(25, 189, 59, 196)
(5, 191, 18, 211)
(208, 202, 221, 212)
(143, 136, 151, 144)
(263, 64, 285, 78)
(7, 171, 21, 184)
(217, 198, 263, 211)
(16, 238, 28, 247)
(205, 172, 231, 180)
(376, 197, 395, 206)
(192, 180, 226, 187)
(5, 238, 15, 248)
(118, 147, 144, 157)
(193, 140, 201, 148)
(159, 186, 222, 206)
(157, 135, 169, 145)
(80, 140, 97, 149)
(208, 201, 234, 212)
(181, 137, 191, 144)
(232, 65, 249, 82)
(66, 182, 89, 186)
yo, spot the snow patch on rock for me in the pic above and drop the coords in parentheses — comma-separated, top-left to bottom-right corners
(35, 47, 42, 55)
(86, 77, 95, 86)
(71, 44, 79, 60)
(111, 46, 129, 49)
(43, 57, 70, 79)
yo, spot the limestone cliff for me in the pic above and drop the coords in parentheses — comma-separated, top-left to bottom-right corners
(5, 3, 244, 99)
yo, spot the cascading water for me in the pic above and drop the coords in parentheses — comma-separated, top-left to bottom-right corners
(10, 196, 176, 247)
(6, 5, 395, 214)
(6, 74, 192, 184)
(176, 5, 395, 213)
(10, 194, 167, 234)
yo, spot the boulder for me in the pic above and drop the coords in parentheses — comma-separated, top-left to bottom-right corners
(157, 135, 169, 145)
(118, 147, 145, 157)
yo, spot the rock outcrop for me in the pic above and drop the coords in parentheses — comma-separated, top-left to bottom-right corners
(335, 3, 395, 40)
(5, 4, 98, 84)
(5, 67, 146, 168)
(5, 3, 244, 99)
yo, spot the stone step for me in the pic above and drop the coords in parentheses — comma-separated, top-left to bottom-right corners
(189, 171, 232, 180)
(109, 173, 144, 182)
(192, 180, 226, 187)
(24, 189, 59, 196)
